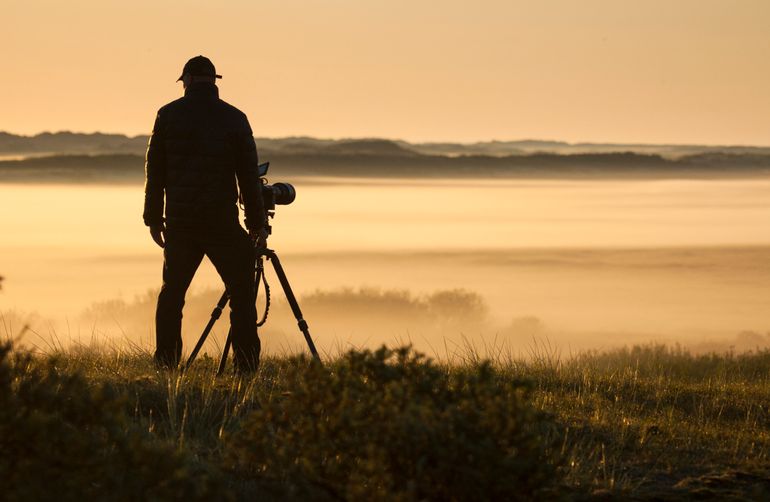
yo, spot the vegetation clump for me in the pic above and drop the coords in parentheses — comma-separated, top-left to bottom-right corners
(226, 347, 562, 500)
(0, 343, 224, 501)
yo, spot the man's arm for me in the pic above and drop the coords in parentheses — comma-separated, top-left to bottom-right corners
(144, 111, 166, 247)
(234, 116, 268, 238)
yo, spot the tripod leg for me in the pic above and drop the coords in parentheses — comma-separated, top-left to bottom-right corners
(217, 328, 232, 376)
(184, 290, 229, 372)
(216, 257, 265, 376)
(266, 250, 321, 362)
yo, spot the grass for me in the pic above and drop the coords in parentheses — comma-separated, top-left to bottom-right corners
(526, 345, 770, 498)
(3, 336, 770, 500)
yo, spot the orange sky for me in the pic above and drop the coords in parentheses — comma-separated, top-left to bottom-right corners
(3, 0, 769, 144)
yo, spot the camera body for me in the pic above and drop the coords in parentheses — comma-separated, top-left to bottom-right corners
(257, 162, 296, 211)
(241, 162, 296, 234)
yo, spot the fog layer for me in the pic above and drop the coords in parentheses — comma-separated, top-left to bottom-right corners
(2, 178, 769, 357)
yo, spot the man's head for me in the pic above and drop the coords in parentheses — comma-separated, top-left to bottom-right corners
(177, 55, 222, 88)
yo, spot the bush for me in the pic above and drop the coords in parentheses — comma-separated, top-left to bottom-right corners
(0, 343, 225, 501)
(226, 346, 563, 501)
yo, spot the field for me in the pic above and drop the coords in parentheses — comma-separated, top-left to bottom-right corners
(3, 335, 770, 500)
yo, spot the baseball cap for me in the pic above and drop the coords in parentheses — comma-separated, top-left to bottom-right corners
(177, 55, 222, 81)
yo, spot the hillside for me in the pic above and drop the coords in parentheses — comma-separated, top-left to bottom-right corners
(2, 132, 770, 182)
(2, 131, 770, 158)
(1, 149, 770, 183)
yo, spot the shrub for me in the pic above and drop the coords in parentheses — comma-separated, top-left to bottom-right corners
(226, 346, 563, 501)
(0, 343, 225, 501)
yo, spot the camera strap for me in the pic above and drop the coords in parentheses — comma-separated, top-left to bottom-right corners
(255, 256, 270, 327)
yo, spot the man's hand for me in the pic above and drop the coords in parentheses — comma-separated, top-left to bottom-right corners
(150, 224, 166, 248)
(250, 227, 269, 249)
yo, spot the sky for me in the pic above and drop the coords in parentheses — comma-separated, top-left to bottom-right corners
(3, 0, 769, 145)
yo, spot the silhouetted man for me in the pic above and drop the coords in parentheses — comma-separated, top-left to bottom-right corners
(144, 55, 267, 372)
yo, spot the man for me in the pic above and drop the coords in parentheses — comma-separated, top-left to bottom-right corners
(143, 55, 268, 372)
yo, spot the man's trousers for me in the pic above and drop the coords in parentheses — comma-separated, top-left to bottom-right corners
(154, 223, 260, 371)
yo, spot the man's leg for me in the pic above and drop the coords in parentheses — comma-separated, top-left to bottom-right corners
(205, 225, 260, 372)
(155, 228, 204, 368)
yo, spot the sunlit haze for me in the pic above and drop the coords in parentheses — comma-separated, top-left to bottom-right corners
(2, 180, 769, 356)
(3, 0, 770, 144)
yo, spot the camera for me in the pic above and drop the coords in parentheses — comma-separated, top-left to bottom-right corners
(240, 162, 296, 232)
(257, 162, 296, 210)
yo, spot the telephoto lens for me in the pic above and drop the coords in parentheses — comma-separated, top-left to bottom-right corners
(267, 182, 296, 206)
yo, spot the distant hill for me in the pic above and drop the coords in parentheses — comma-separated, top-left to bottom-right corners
(2, 131, 769, 159)
(0, 131, 147, 155)
(1, 149, 769, 183)
(1, 131, 769, 182)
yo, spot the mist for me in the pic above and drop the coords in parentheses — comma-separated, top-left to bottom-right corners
(2, 177, 769, 359)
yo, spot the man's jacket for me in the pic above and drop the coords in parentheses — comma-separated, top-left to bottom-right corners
(143, 82, 266, 230)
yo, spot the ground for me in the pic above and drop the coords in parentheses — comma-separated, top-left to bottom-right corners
(3, 341, 770, 500)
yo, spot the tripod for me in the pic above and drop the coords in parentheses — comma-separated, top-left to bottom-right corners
(184, 246, 321, 375)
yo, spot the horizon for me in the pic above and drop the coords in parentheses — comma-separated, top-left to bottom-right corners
(3, 129, 770, 149)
